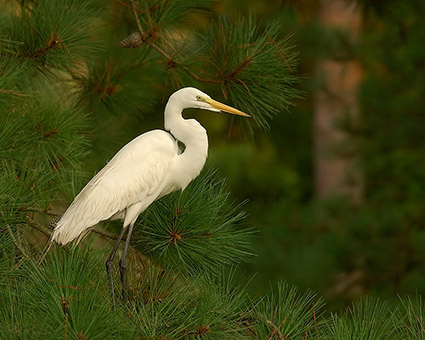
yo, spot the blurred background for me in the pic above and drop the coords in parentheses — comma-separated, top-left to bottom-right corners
(207, 0, 425, 310)
(82, 0, 425, 310)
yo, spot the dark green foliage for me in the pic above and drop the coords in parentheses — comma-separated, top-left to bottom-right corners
(133, 0, 210, 34)
(253, 283, 324, 339)
(126, 267, 249, 339)
(20, 250, 119, 339)
(0, 233, 15, 278)
(0, 2, 93, 223)
(0, 245, 294, 339)
(136, 170, 254, 275)
(187, 271, 250, 339)
(1, 0, 99, 71)
(0, 56, 30, 102)
(0, 248, 125, 339)
(199, 15, 301, 133)
(0, 94, 90, 225)
(397, 295, 425, 340)
(4, 246, 422, 340)
(23, 98, 90, 171)
(324, 298, 398, 340)
(360, 0, 425, 218)
(71, 46, 157, 116)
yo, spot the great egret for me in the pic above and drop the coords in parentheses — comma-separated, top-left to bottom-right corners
(50, 87, 249, 302)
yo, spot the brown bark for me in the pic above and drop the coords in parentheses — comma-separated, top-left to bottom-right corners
(314, 0, 363, 204)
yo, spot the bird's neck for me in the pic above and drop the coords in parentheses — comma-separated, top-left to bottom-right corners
(164, 98, 207, 145)
(164, 99, 209, 184)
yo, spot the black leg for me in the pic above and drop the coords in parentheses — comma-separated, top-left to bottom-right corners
(105, 226, 128, 305)
(119, 223, 134, 303)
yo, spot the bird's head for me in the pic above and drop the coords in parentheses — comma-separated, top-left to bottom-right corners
(171, 87, 250, 117)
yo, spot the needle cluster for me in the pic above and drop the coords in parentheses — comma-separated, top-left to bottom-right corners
(0, 1, 94, 272)
(1, 247, 424, 339)
(136, 170, 254, 275)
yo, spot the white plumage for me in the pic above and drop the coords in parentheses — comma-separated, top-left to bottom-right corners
(51, 87, 249, 246)
(51, 131, 180, 244)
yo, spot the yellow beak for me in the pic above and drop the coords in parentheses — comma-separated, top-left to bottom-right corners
(206, 98, 251, 117)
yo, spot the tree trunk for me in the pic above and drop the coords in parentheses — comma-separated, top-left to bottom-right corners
(314, 0, 363, 204)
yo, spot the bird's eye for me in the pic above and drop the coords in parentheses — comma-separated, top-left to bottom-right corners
(196, 95, 201, 101)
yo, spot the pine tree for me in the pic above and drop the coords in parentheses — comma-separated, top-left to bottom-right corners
(1, 0, 425, 339)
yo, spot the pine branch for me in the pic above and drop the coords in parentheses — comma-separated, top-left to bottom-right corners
(6, 225, 31, 258)
(0, 0, 99, 72)
(135, 169, 253, 275)
(22, 206, 62, 217)
(92, 227, 133, 242)
(0, 88, 29, 97)
(266, 319, 285, 340)
(254, 283, 325, 340)
(124, 0, 222, 84)
(20, 32, 62, 60)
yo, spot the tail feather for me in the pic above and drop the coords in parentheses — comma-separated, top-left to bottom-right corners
(50, 187, 122, 245)
(50, 203, 112, 245)
(50, 217, 96, 245)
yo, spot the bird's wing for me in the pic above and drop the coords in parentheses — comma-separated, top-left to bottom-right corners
(51, 130, 178, 245)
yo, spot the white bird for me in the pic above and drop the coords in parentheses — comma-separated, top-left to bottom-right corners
(50, 87, 249, 302)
